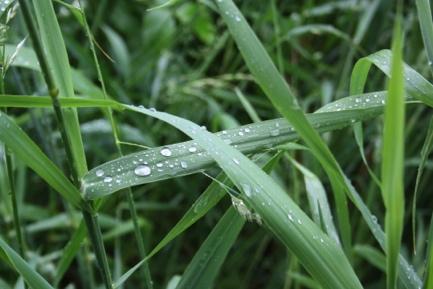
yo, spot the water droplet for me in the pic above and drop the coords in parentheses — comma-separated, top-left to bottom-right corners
(134, 165, 151, 176)
(180, 161, 188, 168)
(156, 163, 163, 168)
(242, 183, 252, 197)
(160, 147, 172, 157)
(233, 158, 240, 165)
(287, 213, 294, 222)
(96, 169, 104, 177)
(244, 128, 251, 133)
(188, 146, 197, 153)
(103, 176, 113, 183)
(235, 15, 241, 22)
(149, 107, 157, 112)
(238, 131, 244, 136)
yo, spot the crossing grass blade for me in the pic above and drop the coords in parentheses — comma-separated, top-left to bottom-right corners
(0, 236, 55, 289)
(32, 0, 88, 177)
(82, 92, 388, 199)
(382, 17, 405, 289)
(175, 207, 245, 289)
(124, 105, 364, 289)
(0, 111, 83, 209)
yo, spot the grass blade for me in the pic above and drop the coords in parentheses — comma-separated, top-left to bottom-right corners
(0, 111, 83, 209)
(175, 207, 245, 289)
(416, 0, 433, 75)
(0, 236, 55, 289)
(32, 0, 88, 177)
(290, 158, 340, 245)
(82, 92, 387, 199)
(412, 117, 433, 253)
(382, 16, 405, 289)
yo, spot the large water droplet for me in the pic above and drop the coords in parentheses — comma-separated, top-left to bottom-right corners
(103, 176, 113, 183)
(134, 165, 151, 176)
(160, 147, 172, 157)
(188, 146, 197, 153)
(96, 169, 104, 177)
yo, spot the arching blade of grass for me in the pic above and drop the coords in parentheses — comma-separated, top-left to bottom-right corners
(82, 92, 388, 199)
(175, 207, 244, 289)
(32, 0, 88, 178)
(351, 49, 433, 108)
(124, 106, 364, 289)
(382, 18, 405, 289)
(0, 236, 55, 289)
(0, 111, 83, 209)
(354, 245, 386, 272)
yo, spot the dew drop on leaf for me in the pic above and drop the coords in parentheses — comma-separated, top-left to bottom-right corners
(134, 165, 151, 177)
(160, 147, 172, 157)
(96, 169, 104, 177)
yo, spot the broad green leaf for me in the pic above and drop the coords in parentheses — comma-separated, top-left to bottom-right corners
(175, 207, 244, 289)
(382, 19, 405, 289)
(0, 111, 83, 209)
(33, 0, 88, 177)
(124, 106, 364, 289)
(82, 92, 386, 199)
(0, 236, 55, 289)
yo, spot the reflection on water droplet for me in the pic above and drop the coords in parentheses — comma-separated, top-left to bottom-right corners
(96, 169, 104, 177)
(242, 183, 252, 197)
(134, 165, 151, 176)
(160, 147, 172, 157)
(181, 161, 188, 168)
(188, 146, 197, 153)
(233, 158, 240, 165)
(103, 176, 112, 183)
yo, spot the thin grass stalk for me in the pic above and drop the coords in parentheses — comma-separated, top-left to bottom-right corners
(77, 2, 153, 287)
(0, 26, 27, 285)
(17, 1, 113, 288)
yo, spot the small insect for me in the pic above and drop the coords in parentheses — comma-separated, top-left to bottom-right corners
(231, 196, 262, 225)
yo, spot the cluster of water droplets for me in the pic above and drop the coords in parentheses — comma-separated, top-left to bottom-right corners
(319, 92, 386, 113)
